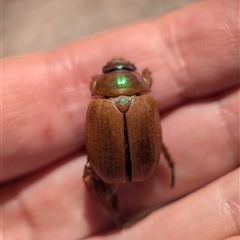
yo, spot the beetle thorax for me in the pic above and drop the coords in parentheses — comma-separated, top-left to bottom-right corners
(91, 71, 151, 97)
(110, 95, 135, 113)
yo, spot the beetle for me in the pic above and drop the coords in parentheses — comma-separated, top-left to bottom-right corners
(83, 58, 174, 225)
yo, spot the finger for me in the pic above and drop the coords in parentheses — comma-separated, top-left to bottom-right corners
(2, 88, 239, 239)
(1, 101, 238, 239)
(3, 0, 239, 181)
(86, 169, 240, 240)
(151, 0, 239, 109)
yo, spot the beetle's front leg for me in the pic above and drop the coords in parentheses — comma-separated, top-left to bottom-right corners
(161, 142, 175, 187)
(83, 162, 120, 226)
(90, 75, 101, 91)
(142, 69, 153, 87)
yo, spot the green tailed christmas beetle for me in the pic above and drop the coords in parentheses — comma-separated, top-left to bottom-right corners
(84, 58, 174, 225)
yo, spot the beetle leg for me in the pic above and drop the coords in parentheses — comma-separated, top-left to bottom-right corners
(161, 142, 175, 187)
(142, 69, 152, 87)
(83, 162, 120, 226)
(90, 75, 101, 91)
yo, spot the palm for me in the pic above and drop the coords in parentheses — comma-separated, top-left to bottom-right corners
(2, 0, 239, 239)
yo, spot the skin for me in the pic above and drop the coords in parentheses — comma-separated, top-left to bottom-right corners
(1, 0, 239, 239)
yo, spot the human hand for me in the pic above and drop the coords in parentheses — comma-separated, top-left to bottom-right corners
(2, 0, 239, 239)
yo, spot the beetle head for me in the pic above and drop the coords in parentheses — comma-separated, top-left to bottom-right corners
(103, 58, 136, 73)
(90, 59, 151, 97)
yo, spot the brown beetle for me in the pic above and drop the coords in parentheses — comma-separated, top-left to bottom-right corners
(84, 59, 174, 225)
